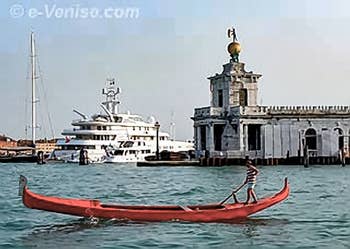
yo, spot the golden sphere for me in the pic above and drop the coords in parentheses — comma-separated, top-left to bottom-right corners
(227, 42, 241, 55)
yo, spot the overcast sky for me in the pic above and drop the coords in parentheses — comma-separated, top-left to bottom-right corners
(1, 0, 350, 140)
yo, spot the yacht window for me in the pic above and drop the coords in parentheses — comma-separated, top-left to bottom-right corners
(63, 145, 96, 150)
(124, 141, 134, 148)
(139, 127, 142, 131)
(103, 126, 107, 130)
(114, 150, 123, 156)
(113, 116, 121, 122)
(138, 142, 141, 146)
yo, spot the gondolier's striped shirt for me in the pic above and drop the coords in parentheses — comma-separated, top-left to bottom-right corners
(246, 168, 257, 184)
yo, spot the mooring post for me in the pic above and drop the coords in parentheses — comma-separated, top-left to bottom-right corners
(303, 145, 309, 167)
(340, 148, 346, 167)
(79, 148, 89, 165)
(36, 151, 45, 165)
(155, 121, 160, 160)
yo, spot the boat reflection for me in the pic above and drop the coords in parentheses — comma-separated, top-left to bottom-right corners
(30, 218, 148, 235)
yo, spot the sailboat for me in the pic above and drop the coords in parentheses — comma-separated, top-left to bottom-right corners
(0, 33, 39, 163)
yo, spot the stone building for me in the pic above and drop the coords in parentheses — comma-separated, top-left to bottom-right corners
(35, 139, 59, 155)
(192, 28, 350, 163)
(0, 135, 17, 150)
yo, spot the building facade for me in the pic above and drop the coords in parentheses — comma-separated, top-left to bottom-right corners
(192, 28, 350, 162)
(36, 139, 59, 155)
(0, 135, 17, 148)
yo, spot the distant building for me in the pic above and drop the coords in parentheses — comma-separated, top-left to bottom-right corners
(192, 28, 350, 162)
(35, 139, 59, 155)
(17, 138, 58, 154)
(0, 135, 17, 148)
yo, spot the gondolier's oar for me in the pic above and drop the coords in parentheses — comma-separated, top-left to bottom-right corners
(220, 183, 246, 205)
(220, 192, 235, 205)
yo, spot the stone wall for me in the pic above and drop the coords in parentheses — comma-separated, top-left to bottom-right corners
(261, 118, 348, 159)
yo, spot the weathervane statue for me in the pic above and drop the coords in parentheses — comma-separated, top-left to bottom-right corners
(227, 26, 241, 62)
(227, 27, 237, 41)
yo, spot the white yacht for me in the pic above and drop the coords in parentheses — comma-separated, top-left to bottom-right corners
(52, 79, 194, 163)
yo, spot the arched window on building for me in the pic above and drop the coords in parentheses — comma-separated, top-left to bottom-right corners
(305, 128, 317, 150)
(334, 128, 344, 150)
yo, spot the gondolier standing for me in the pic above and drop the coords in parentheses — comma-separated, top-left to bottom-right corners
(232, 160, 259, 204)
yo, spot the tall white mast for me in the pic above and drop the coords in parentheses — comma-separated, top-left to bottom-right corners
(170, 110, 175, 141)
(30, 32, 36, 146)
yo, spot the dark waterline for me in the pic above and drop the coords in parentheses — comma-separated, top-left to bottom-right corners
(0, 163, 349, 249)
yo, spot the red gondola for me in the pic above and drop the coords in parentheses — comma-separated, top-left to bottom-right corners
(19, 176, 289, 222)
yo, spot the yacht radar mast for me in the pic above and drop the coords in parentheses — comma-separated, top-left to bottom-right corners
(102, 78, 120, 115)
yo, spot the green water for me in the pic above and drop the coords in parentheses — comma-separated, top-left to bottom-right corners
(0, 163, 349, 248)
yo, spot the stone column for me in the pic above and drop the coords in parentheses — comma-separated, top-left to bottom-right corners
(207, 122, 215, 153)
(239, 123, 244, 152)
(344, 135, 349, 155)
(196, 126, 201, 151)
(240, 124, 248, 154)
(244, 124, 248, 154)
(261, 125, 266, 159)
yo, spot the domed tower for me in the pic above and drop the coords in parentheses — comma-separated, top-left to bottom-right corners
(193, 27, 262, 154)
(208, 27, 261, 108)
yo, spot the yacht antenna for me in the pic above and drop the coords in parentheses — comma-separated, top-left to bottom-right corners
(102, 78, 120, 114)
(73, 109, 88, 120)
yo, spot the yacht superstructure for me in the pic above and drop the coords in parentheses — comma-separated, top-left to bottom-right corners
(52, 79, 193, 163)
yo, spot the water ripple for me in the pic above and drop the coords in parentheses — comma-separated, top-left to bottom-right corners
(0, 164, 349, 249)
